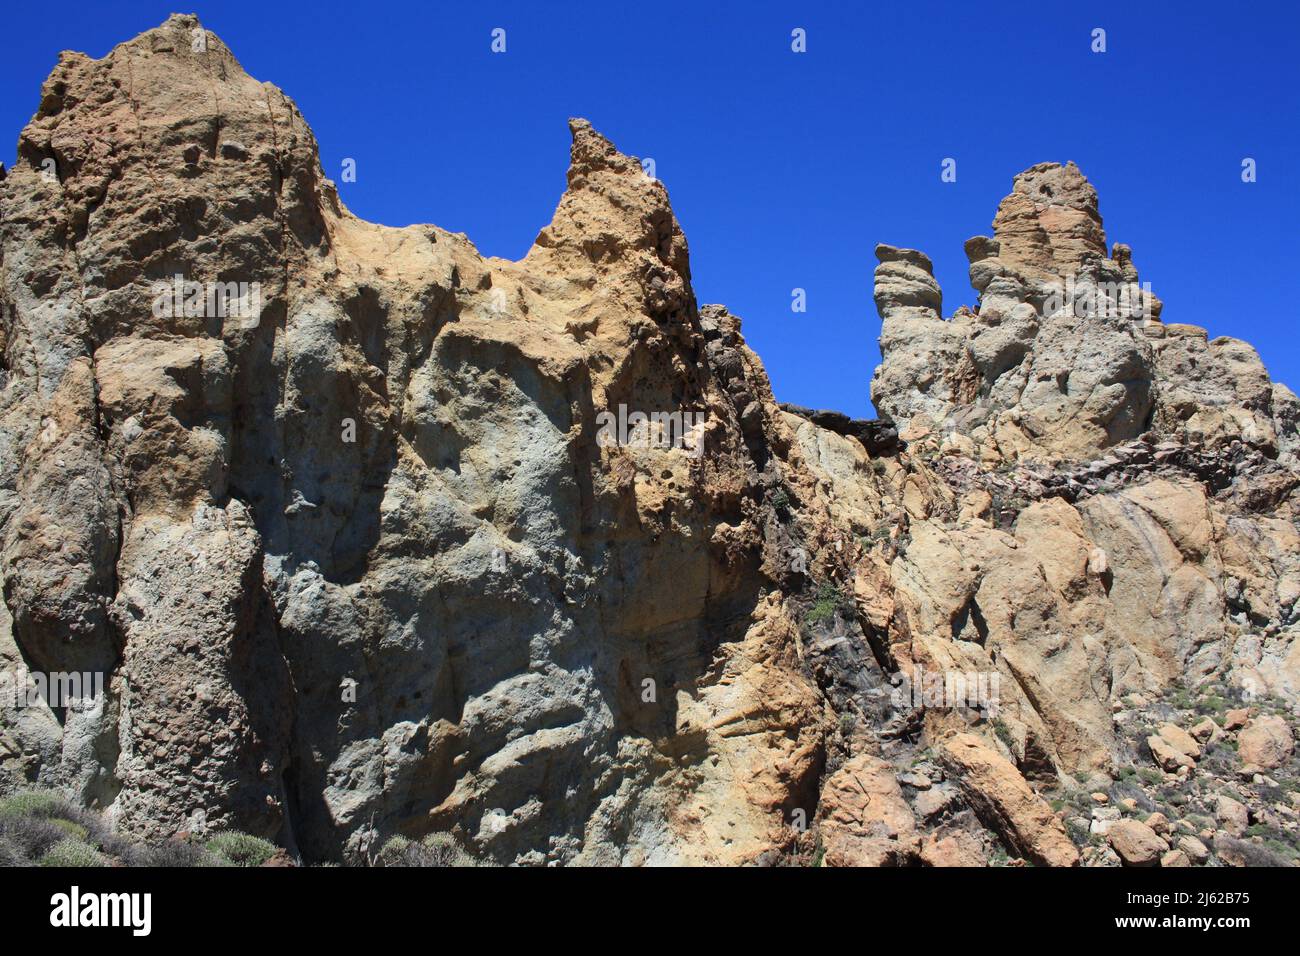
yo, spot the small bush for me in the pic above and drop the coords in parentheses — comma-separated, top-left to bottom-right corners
(1109, 779, 1158, 815)
(1214, 835, 1290, 868)
(0, 787, 237, 867)
(0, 790, 70, 820)
(205, 831, 277, 867)
(377, 832, 478, 867)
(1243, 824, 1300, 862)
(376, 835, 413, 866)
(49, 818, 89, 842)
(0, 814, 67, 861)
(805, 583, 847, 627)
(135, 840, 224, 868)
(991, 718, 1016, 751)
(1196, 693, 1228, 716)
(411, 832, 478, 867)
(0, 837, 26, 867)
(40, 838, 107, 868)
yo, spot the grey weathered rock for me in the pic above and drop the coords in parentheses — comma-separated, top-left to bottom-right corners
(2, 15, 1297, 870)
(871, 163, 1295, 466)
(0, 15, 830, 864)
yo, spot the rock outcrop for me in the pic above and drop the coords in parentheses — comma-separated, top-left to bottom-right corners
(1, 15, 1297, 867)
(872, 160, 1292, 468)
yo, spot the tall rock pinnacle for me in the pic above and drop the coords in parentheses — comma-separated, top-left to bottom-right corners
(872, 161, 1292, 466)
(1, 17, 1296, 871)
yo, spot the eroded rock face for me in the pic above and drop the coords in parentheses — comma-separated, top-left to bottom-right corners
(873, 161, 1294, 467)
(817, 753, 919, 866)
(0, 15, 830, 864)
(1, 15, 1297, 868)
(940, 733, 1079, 867)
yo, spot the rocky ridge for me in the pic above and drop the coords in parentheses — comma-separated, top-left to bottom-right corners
(0, 15, 1296, 867)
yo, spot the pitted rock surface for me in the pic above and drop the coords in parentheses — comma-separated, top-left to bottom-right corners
(2, 16, 1297, 867)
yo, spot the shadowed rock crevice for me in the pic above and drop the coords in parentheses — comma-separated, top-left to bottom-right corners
(2, 15, 1297, 869)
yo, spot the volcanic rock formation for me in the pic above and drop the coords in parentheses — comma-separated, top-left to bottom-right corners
(1, 15, 1297, 867)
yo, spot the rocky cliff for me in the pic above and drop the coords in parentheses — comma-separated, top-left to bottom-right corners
(1, 15, 1296, 867)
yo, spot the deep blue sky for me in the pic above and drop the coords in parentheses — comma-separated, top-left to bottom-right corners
(3, 1, 1297, 417)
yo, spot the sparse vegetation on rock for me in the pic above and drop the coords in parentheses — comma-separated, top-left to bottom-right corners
(0, 14, 1296, 868)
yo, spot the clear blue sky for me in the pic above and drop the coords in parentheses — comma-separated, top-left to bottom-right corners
(3, 1, 1297, 417)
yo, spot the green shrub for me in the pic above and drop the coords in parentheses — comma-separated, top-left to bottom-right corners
(805, 583, 846, 627)
(1196, 693, 1228, 716)
(378, 832, 478, 867)
(40, 838, 107, 868)
(1214, 835, 1289, 867)
(0, 787, 239, 867)
(376, 835, 413, 866)
(0, 790, 69, 820)
(205, 831, 277, 867)
(0, 836, 24, 867)
(49, 818, 89, 842)
(420, 833, 478, 867)
(137, 840, 224, 868)
(991, 718, 1015, 750)
(1260, 838, 1300, 863)
(0, 814, 67, 861)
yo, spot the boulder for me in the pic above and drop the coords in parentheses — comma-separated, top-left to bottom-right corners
(1147, 734, 1195, 773)
(920, 825, 987, 867)
(1156, 723, 1202, 761)
(817, 754, 920, 866)
(1215, 795, 1250, 837)
(940, 734, 1079, 867)
(1237, 715, 1294, 770)
(1107, 819, 1167, 867)
(1176, 835, 1210, 865)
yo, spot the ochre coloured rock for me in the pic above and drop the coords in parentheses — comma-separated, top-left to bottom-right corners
(939, 734, 1079, 867)
(2, 14, 1298, 868)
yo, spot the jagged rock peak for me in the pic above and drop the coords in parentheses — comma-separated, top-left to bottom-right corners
(529, 117, 694, 312)
(991, 161, 1108, 279)
(871, 161, 1293, 466)
(566, 117, 640, 179)
(4, 17, 1298, 874)
(0, 16, 788, 863)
